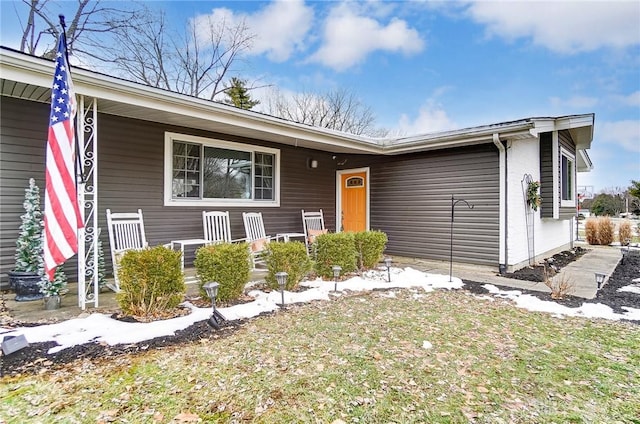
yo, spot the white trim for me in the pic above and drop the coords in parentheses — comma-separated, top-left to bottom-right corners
(492, 134, 506, 266)
(560, 147, 576, 208)
(336, 167, 370, 232)
(163, 132, 281, 207)
(552, 131, 559, 219)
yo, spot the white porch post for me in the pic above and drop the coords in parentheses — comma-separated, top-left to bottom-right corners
(77, 95, 99, 309)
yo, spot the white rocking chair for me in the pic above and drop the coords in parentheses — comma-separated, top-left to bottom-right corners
(105, 208, 148, 292)
(301, 209, 327, 255)
(202, 211, 245, 244)
(242, 212, 275, 268)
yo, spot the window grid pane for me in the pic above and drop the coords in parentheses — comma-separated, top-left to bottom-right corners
(172, 141, 201, 198)
(254, 152, 275, 200)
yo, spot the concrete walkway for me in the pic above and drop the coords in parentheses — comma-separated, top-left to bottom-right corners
(392, 242, 624, 299)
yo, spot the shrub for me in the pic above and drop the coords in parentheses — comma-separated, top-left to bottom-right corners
(265, 241, 312, 290)
(543, 263, 574, 299)
(116, 246, 185, 316)
(194, 242, 250, 302)
(618, 220, 632, 245)
(314, 232, 357, 279)
(354, 230, 388, 270)
(597, 217, 614, 245)
(585, 219, 598, 245)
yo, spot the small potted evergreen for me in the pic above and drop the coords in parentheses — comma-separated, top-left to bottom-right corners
(8, 178, 46, 301)
(40, 266, 67, 310)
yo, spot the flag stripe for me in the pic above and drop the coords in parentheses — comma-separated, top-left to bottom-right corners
(43, 35, 84, 282)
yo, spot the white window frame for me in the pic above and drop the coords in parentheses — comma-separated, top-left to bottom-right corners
(560, 147, 575, 208)
(164, 132, 280, 207)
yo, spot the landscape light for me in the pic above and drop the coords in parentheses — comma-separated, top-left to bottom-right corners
(203, 281, 226, 329)
(384, 257, 392, 282)
(594, 272, 606, 290)
(332, 265, 342, 292)
(275, 272, 288, 307)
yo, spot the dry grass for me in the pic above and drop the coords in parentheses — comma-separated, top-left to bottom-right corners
(618, 220, 632, 245)
(585, 218, 599, 244)
(1, 289, 639, 423)
(543, 263, 575, 299)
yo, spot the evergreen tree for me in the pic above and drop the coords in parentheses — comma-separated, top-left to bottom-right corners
(97, 238, 107, 289)
(223, 77, 260, 110)
(40, 265, 68, 296)
(14, 178, 44, 275)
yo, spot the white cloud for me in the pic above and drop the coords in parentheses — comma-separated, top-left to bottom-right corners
(308, 2, 424, 71)
(396, 100, 457, 136)
(193, 0, 314, 62)
(598, 120, 640, 153)
(613, 91, 640, 107)
(466, 1, 640, 53)
(550, 95, 599, 109)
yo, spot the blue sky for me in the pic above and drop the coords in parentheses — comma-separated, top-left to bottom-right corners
(1, 1, 639, 194)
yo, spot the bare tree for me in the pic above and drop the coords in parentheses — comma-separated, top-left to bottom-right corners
(16, 0, 142, 59)
(264, 87, 388, 137)
(104, 7, 255, 100)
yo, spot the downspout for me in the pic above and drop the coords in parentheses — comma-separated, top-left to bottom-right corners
(493, 134, 508, 274)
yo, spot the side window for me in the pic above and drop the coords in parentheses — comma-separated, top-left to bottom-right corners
(560, 148, 575, 206)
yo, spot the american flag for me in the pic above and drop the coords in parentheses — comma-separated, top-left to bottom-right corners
(43, 36, 84, 281)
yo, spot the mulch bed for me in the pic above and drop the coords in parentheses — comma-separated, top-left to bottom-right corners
(1, 250, 638, 377)
(501, 246, 589, 282)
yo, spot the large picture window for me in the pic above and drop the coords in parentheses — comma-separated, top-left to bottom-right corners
(560, 148, 575, 207)
(165, 132, 279, 206)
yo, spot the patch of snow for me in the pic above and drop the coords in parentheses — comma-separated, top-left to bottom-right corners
(618, 285, 640, 295)
(422, 340, 433, 349)
(482, 284, 639, 322)
(1, 268, 636, 355)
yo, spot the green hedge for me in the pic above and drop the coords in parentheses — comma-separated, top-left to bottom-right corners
(354, 230, 388, 270)
(194, 242, 250, 302)
(265, 241, 312, 290)
(116, 246, 185, 316)
(314, 232, 357, 279)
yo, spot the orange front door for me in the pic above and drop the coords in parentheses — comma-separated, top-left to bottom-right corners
(340, 171, 367, 232)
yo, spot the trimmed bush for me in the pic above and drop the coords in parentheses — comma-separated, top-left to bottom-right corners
(315, 232, 357, 278)
(194, 242, 250, 302)
(354, 230, 388, 270)
(618, 220, 632, 245)
(585, 219, 598, 245)
(265, 241, 312, 290)
(116, 246, 185, 316)
(598, 216, 614, 245)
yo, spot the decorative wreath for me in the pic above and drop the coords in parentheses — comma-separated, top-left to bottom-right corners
(527, 181, 542, 211)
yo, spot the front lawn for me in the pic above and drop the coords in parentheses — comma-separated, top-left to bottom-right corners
(1, 289, 638, 423)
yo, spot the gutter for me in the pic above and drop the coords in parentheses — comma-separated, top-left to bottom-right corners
(493, 133, 508, 274)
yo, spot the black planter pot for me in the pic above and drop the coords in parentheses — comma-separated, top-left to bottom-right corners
(8, 271, 44, 302)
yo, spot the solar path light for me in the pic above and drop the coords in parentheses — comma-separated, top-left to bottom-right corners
(594, 272, 606, 290)
(203, 281, 226, 329)
(275, 272, 288, 307)
(332, 265, 342, 292)
(384, 257, 392, 282)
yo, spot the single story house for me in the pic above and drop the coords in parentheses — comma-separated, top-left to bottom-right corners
(0, 46, 594, 306)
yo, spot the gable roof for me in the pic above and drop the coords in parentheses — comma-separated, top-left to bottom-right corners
(0, 46, 594, 163)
